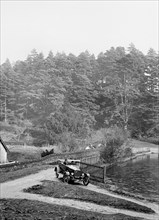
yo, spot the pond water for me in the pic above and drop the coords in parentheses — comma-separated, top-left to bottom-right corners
(106, 153, 159, 203)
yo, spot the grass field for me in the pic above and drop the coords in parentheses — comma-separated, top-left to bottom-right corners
(7, 144, 58, 162)
(130, 140, 159, 154)
(0, 199, 143, 220)
(24, 180, 154, 214)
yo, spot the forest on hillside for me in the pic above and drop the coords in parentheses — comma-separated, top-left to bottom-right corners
(0, 44, 158, 150)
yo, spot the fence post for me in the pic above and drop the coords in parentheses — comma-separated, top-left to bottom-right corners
(103, 165, 106, 183)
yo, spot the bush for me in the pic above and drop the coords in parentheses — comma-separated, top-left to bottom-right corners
(59, 132, 79, 152)
(130, 129, 141, 139)
(100, 126, 130, 164)
(85, 129, 105, 147)
(0, 122, 16, 133)
(100, 138, 124, 164)
(41, 148, 54, 157)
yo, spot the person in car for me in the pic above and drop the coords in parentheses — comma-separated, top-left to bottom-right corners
(64, 158, 68, 165)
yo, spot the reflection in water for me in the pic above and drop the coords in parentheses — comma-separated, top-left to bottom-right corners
(107, 154, 159, 202)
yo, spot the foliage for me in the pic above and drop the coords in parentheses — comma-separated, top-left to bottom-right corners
(86, 129, 106, 146)
(45, 104, 94, 148)
(0, 45, 158, 151)
(0, 121, 16, 132)
(59, 132, 79, 152)
(100, 126, 131, 163)
(25, 180, 154, 214)
(41, 148, 54, 157)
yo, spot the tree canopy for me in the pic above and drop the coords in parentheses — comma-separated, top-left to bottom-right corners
(0, 45, 158, 147)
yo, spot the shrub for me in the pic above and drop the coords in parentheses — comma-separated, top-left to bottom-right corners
(0, 122, 16, 133)
(59, 132, 79, 152)
(85, 129, 105, 147)
(100, 126, 130, 164)
(100, 138, 124, 164)
(67, 137, 79, 152)
(41, 148, 54, 157)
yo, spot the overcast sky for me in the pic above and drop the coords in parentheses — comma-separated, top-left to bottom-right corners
(1, 1, 158, 64)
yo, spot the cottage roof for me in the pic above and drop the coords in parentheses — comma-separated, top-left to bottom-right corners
(0, 136, 9, 152)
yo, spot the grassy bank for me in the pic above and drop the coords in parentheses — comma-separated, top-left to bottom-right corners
(24, 180, 154, 214)
(0, 199, 144, 220)
(7, 144, 57, 162)
(0, 162, 51, 183)
(91, 180, 159, 204)
(131, 139, 158, 154)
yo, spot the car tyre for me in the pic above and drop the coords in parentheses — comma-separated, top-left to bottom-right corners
(63, 175, 70, 183)
(56, 172, 59, 178)
(83, 177, 89, 186)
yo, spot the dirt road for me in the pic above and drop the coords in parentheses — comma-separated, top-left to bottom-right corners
(0, 168, 159, 220)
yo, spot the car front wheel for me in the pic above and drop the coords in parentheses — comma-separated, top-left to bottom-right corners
(56, 172, 59, 178)
(63, 175, 70, 183)
(83, 177, 89, 186)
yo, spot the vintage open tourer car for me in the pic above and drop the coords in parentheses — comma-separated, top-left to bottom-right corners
(54, 159, 90, 186)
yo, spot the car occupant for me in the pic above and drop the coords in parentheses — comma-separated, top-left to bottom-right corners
(64, 158, 68, 165)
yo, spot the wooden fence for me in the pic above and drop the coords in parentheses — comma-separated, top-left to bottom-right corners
(0, 148, 107, 182)
(80, 162, 106, 183)
(45, 150, 107, 183)
(0, 149, 100, 168)
(44, 149, 100, 165)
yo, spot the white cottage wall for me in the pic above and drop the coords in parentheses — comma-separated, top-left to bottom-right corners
(0, 143, 8, 163)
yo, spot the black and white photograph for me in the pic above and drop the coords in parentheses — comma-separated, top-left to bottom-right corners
(0, 0, 158, 219)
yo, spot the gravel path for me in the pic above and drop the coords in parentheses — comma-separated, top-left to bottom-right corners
(0, 168, 159, 220)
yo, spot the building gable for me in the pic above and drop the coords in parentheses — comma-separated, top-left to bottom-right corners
(0, 136, 9, 152)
